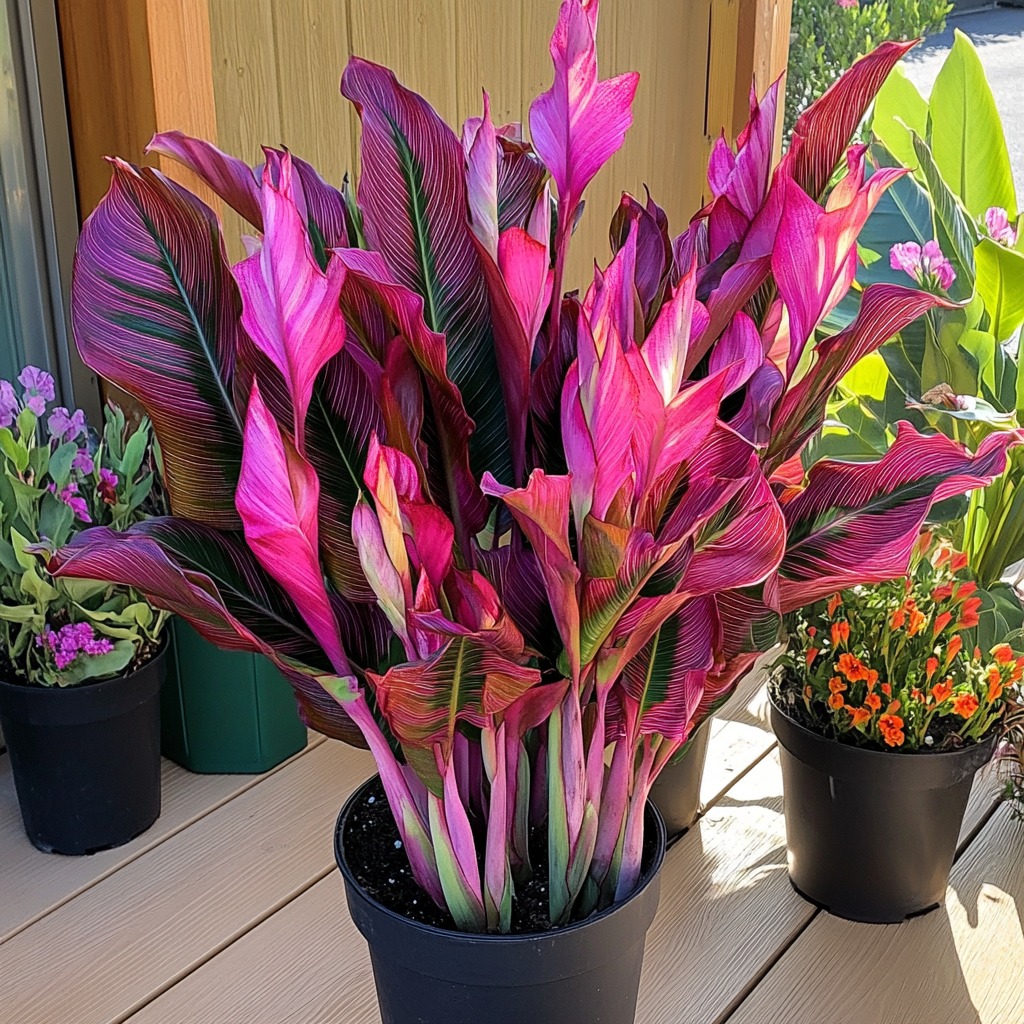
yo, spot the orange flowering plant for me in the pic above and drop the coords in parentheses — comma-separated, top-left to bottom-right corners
(771, 535, 1022, 752)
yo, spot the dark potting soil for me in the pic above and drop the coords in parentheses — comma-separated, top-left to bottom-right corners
(341, 777, 660, 935)
(341, 777, 554, 932)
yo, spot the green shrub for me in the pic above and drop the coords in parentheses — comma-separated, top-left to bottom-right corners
(786, 0, 951, 136)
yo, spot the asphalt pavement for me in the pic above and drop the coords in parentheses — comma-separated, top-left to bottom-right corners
(902, 5, 1024, 195)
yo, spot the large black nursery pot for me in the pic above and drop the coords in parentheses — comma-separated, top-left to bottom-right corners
(649, 718, 711, 836)
(771, 696, 997, 924)
(335, 776, 666, 1024)
(0, 646, 166, 854)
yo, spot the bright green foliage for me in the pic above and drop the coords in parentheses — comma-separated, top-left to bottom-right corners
(815, 35, 1024, 594)
(0, 381, 167, 686)
(786, 0, 950, 137)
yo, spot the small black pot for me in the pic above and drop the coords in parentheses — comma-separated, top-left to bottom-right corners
(649, 718, 711, 836)
(335, 776, 666, 1024)
(771, 697, 997, 923)
(0, 646, 166, 855)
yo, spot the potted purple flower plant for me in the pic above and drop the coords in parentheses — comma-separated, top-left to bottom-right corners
(52, 3, 1018, 1021)
(0, 370, 168, 854)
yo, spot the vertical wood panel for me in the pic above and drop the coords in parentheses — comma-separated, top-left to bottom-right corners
(454, 0, 523, 128)
(270, 1, 354, 180)
(347, 0, 459, 129)
(57, 0, 157, 216)
(207, 0, 283, 258)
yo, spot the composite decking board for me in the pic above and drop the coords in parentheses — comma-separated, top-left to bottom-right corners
(121, 695, 783, 1024)
(725, 802, 1024, 1024)
(0, 734, 325, 945)
(0, 738, 374, 1024)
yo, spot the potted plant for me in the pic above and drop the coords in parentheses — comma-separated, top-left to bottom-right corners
(0, 372, 169, 854)
(769, 535, 1020, 923)
(51, 3, 1019, 1021)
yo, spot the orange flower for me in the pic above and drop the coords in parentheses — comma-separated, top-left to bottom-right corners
(881, 683, 892, 697)
(904, 597, 917, 611)
(865, 692, 882, 712)
(805, 647, 819, 668)
(910, 687, 924, 702)
(955, 581, 977, 600)
(986, 677, 1004, 704)
(908, 609, 927, 636)
(931, 679, 953, 703)
(931, 583, 954, 603)
(916, 531, 933, 555)
(959, 597, 983, 629)
(847, 706, 872, 727)
(827, 594, 843, 618)
(933, 612, 952, 636)
(952, 693, 979, 719)
(866, 669, 879, 689)
(890, 607, 907, 630)
(886, 699, 901, 715)
(945, 635, 962, 665)
(879, 714, 905, 747)
(935, 547, 951, 567)
(807, 626, 817, 639)
(828, 693, 845, 710)
(925, 656, 939, 681)
(951, 552, 969, 573)
(831, 621, 850, 647)
(992, 644, 1014, 665)
(988, 666, 1002, 687)
(828, 676, 847, 694)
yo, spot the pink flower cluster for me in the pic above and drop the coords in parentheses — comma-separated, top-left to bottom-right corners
(889, 240, 956, 292)
(835, 0, 858, 8)
(985, 207, 1018, 247)
(48, 480, 92, 523)
(35, 622, 114, 670)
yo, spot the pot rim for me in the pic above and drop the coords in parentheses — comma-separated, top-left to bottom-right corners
(768, 688, 1000, 763)
(0, 636, 168, 695)
(335, 773, 667, 945)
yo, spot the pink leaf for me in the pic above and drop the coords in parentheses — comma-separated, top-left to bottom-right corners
(463, 93, 500, 260)
(528, 0, 639, 217)
(233, 153, 346, 450)
(236, 382, 349, 674)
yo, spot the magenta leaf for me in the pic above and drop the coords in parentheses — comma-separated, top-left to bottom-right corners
(236, 383, 350, 675)
(779, 424, 1022, 611)
(528, 0, 639, 219)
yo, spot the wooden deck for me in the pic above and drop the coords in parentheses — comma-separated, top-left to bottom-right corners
(2, 672, 1022, 1024)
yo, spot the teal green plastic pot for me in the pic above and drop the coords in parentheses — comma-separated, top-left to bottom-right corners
(161, 621, 307, 774)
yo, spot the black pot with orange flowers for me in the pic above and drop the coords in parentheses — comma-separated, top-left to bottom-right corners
(768, 537, 1018, 924)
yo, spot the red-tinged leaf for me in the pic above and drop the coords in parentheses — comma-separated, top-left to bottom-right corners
(528, 0, 639, 218)
(71, 160, 245, 528)
(482, 471, 581, 676)
(496, 131, 548, 233)
(342, 57, 511, 487)
(782, 39, 917, 202)
(768, 284, 952, 469)
(774, 152, 903, 373)
(286, 152, 351, 252)
(335, 248, 489, 543)
(236, 384, 350, 674)
(147, 130, 263, 228)
(610, 191, 673, 327)
(779, 424, 1023, 611)
(530, 296, 579, 471)
(234, 154, 347, 450)
(372, 633, 541, 757)
(49, 519, 370, 745)
(621, 596, 717, 741)
(708, 311, 763, 397)
(685, 467, 786, 597)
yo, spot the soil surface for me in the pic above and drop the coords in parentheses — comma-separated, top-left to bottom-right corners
(339, 777, 660, 935)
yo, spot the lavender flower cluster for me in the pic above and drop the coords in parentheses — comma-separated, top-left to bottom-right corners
(35, 622, 115, 671)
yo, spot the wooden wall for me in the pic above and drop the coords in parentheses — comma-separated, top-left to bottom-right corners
(58, 0, 792, 284)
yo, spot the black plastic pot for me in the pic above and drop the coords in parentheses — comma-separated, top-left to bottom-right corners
(771, 697, 997, 923)
(0, 646, 166, 855)
(335, 776, 666, 1024)
(649, 718, 712, 836)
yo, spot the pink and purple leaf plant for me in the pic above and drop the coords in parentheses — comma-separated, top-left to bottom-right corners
(57, 0, 1020, 931)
